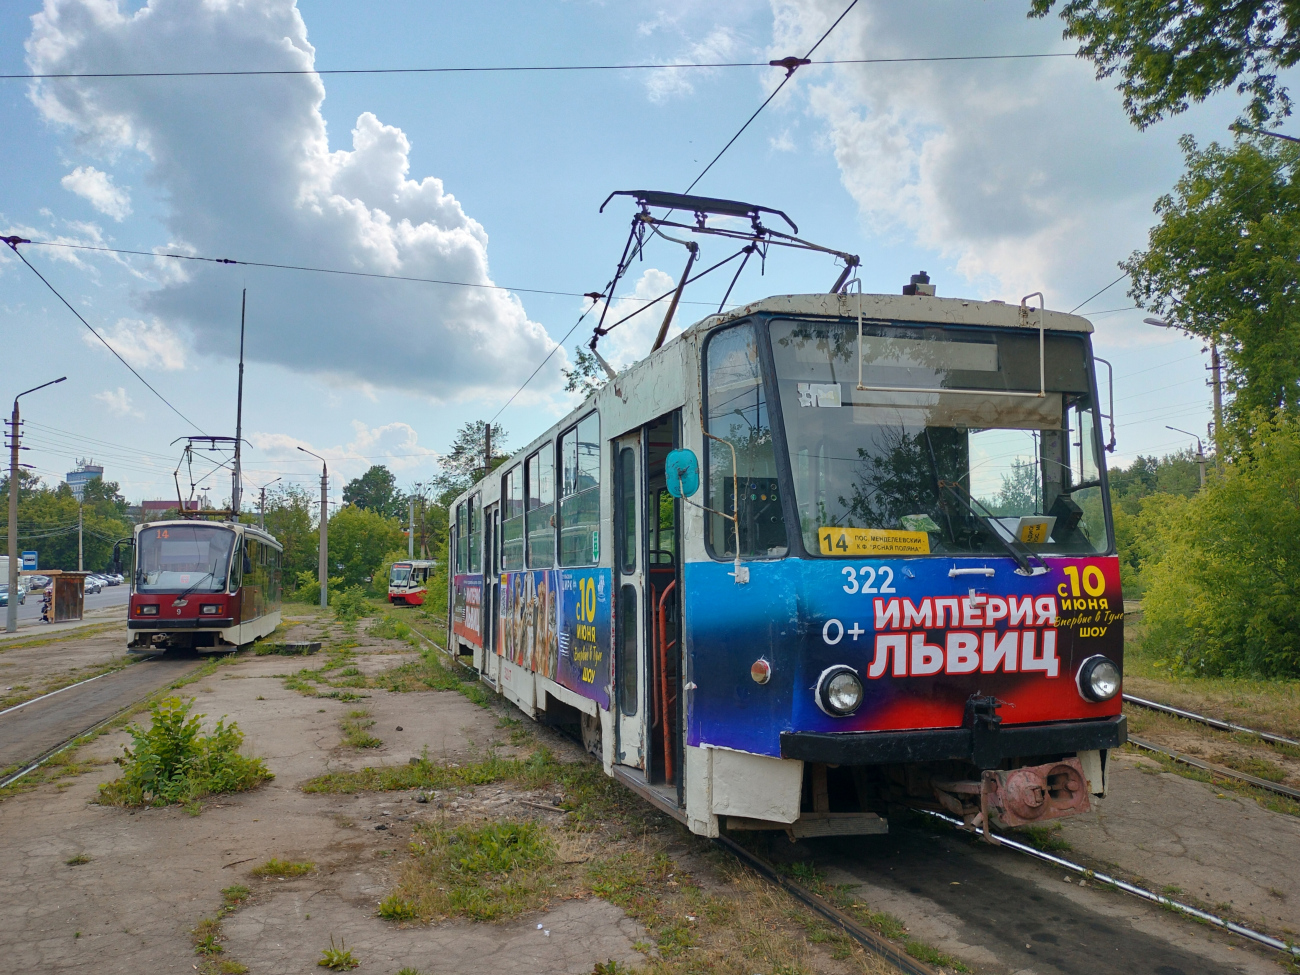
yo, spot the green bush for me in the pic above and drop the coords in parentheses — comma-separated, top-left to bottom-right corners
(333, 586, 372, 622)
(295, 571, 344, 606)
(99, 697, 273, 807)
(1138, 412, 1300, 677)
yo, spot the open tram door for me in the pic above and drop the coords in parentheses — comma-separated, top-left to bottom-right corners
(612, 412, 684, 808)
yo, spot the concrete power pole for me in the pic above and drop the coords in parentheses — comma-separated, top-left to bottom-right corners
(1209, 341, 1224, 457)
(232, 290, 246, 518)
(408, 498, 415, 559)
(78, 503, 83, 571)
(6, 377, 65, 633)
(297, 447, 329, 607)
(484, 422, 491, 482)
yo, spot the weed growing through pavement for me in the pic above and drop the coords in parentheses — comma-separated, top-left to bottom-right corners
(318, 934, 359, 970)
(341, 709, 382, 749)
(98, 697, 272, 809)
(65, 853, 91, 865)
(249, 858, 315, 878)
(1011, 822, 1072, 852)
(333, 586, 371, 623)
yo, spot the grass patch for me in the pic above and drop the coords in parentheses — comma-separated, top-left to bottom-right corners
(1130, 744, 1300, 817)
(341, 709, 382, 749)
(0, 655, 134, 711)
(65, 853, 91, 865)
(1011, 822, 1071, 853)
(250, 858, 315, 878)
(318, 935, 359, 970)
(97, 697, 272, 809)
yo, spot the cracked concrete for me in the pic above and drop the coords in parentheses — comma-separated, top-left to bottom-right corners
(0, 623, 646, 974)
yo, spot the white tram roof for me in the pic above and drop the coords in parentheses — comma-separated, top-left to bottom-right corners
(681, 292, 1094, 337)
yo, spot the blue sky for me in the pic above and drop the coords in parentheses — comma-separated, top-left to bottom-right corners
(0, 0, 1258, 511)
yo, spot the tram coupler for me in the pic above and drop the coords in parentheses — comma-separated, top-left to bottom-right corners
(934, 757, 1091, 842)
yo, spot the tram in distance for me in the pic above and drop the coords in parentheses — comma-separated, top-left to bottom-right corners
(388, 559, 437, 605)
(118, 519, 283, 654)
(448, 195, 1124, 841)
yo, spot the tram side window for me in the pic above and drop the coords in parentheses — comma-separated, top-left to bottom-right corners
(501, 467, 525, 570)
(455, 502, 468, 574)
(559, 413, 600, 566)
(704, 323, 789, 559)
(526, 445, 555, 568)
(468, 494, 483, 574)
(229, 537, 244, 591)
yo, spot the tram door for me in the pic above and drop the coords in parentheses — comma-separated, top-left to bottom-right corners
(612, 431, 645, 769)
(483, 503, 500, 669)
(643, 413, 682, 796)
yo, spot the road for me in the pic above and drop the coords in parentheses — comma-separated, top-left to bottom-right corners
(5, 584, 129, 626)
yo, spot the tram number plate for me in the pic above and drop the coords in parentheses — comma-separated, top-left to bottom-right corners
(818, 526, 930, 556)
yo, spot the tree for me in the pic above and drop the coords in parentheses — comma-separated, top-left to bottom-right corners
(327, 505, 406, 587)
(1030, 0, 1300, 127)
(342, 465, 405, 519)
(1138, 411, 1300, 676)
(0, 476, 132, 573)
(1123, 136, 1300, 436)
(261, 484, 317, 584)
(434, 421, 509, 503)
(562, 344, 609, 397)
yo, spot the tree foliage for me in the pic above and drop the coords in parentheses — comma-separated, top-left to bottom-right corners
(434, 421, 508, 503)
(1136, 411, 1300, 677)
(259, 483, 317, 584)
(1030, 0, 1300, 127)
(342, 465, 405, 519)
(0, 474, 132, 572)
(327, 505, 406, 587)
(562, 344, 609, 397)
(1123, 136, 1300, 435)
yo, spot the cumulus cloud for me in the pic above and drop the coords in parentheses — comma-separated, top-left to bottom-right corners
(26, 0, 560, 399)
(60, 165, 131, 220)
(89, 317, 186, 370)
(249, 420, 441, 486)
(644, 26, 741, 103)
(767, 0, 1180, 305)
(94, 386, 141, 416)
(587, 267, 680, 373)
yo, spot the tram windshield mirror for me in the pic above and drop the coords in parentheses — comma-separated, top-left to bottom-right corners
(135, 524, 237, 593)
(770, 319, 1110, 557)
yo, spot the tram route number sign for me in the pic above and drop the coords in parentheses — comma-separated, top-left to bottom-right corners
(818, 526, 929, 556)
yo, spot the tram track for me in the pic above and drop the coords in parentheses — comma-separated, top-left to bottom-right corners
(1122, 693, 1300, 802)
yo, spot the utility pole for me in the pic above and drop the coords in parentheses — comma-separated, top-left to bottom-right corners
(1167, 426, 1206, 489)
(483, 421, 491, 482)
(1209, 341, 1223, 456)
(78, 503, 83, 571)
(299, 447, 328, 607)
(232, 289, 246, 517)
(6, 377, 66, 633)
(408, 498, 415, 558)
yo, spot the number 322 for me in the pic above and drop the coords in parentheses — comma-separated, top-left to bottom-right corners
(841, 565, 896, 594)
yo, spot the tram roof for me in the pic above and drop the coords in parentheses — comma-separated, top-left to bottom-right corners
(683, 293, 1094, 336)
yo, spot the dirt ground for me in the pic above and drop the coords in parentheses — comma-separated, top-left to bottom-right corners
(0, 623, 132, 710)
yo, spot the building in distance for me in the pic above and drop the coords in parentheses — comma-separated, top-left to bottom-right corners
(65, 459, 103, 502)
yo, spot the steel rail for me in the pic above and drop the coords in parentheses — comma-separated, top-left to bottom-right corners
(1123, 693, 1300, 749)
(0, 689, 146, 790)
(0, 665, 129, 719)
(922, 809, 1300, 959)
(1127, 734, 1300, 801)
(713, 833, 937, 975)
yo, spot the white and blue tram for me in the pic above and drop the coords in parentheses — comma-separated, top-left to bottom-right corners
(450, 218, 1124, 840)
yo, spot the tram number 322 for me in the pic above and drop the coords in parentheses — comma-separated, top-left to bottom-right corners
(840, 565, 898, 594)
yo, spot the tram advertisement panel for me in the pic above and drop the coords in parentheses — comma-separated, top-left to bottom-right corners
(684, 555, 1123, 757)
(452, 575, 483, 644)
(556, 568, 611, 708)
(499, 569, 559, 679)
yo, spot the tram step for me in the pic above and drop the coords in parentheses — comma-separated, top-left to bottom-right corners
(727, 812, 888, 837)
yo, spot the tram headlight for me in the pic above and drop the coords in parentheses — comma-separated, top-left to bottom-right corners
(138, 604, 158, 616)
(200, 603, 222, 615)
(815, 665, 864, 717)
(1076, 655, 1121, 703)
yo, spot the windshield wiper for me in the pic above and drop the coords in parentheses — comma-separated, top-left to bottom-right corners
(937, 480, 1046, 576)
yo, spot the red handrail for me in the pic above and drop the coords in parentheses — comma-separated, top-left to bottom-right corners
(657, 579, 677, 784)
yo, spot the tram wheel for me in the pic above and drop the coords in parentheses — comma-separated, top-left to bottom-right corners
(581, 712, 602, 758)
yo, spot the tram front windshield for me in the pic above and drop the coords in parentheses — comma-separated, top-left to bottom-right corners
(390, 565, 411, 585)
(135, 525, 237, 593)
(768, 319, 1110, 557)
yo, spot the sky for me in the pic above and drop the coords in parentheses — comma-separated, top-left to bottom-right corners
(0, 0, 1266, 516)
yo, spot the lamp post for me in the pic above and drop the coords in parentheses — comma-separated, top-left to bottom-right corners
(1143, 317, 1223, 455)
(6, 376, 66, 633)
(251, 476, 281, 530)
(1166, 426, 1206, 489)
(298, 447, 328, 607)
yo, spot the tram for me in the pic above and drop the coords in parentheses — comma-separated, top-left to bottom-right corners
(388, 559, 437, 605)
(448, 193, 1124, 840)
(120, 519, 283, 654)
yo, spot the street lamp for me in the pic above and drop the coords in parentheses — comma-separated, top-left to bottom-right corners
(1143, 316, 1223, 455)
(7, 376, 66, 633)
(249, 476, 281, 530)
(1165, 426, 1206, 489)
(297, 447, 328, 608)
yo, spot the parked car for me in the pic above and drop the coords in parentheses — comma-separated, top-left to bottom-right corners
(24, 575, 50, 592)
(104, 573, 122, 586)
(0, 584, 26, 606)
(83, 576, 102, 595)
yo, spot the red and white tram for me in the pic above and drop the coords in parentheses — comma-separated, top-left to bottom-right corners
(388, 559, 437, 605)
(122, 520, 283, 653)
